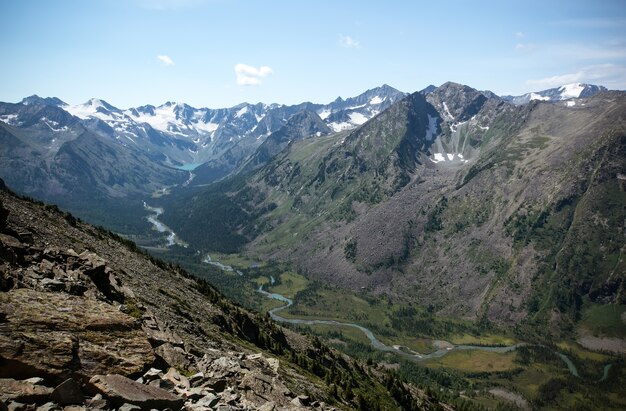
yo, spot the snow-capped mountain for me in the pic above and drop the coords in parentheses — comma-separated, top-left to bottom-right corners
(502, 83, 607, 105)
(21, 95, 66, 107)
(319, 84, 405, 131)
(7, 85, 404, 174)
(0, 85, 406, 208)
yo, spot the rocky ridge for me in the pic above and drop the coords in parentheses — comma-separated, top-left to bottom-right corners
(0, 186, 447, 410)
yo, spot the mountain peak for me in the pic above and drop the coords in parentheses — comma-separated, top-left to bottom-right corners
(242, 109, 330, 172)
(21, 95, 66, 107)
(376, 83, 401, 93)
(503, 83, 608, 105)
(420, 85, 437, 95)
(428, 82, 491, 122)
(437, 81, 478, 93)
(84, 98, 120, 112)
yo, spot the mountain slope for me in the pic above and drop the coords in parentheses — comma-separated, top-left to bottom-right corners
(243, 110, 331, 172)
(160, 90, 439, 253)
(0, 185, 449, 411)
(162, 86, 626, 334)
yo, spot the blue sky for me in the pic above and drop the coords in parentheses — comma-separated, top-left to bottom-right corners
(1, 0, 624, 108)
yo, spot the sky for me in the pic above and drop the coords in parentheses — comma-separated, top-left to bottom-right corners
(1, 0, 625, 109)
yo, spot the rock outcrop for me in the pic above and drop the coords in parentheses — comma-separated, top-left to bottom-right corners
(89, 374, 184, 410)
(0, 288, 154, 381)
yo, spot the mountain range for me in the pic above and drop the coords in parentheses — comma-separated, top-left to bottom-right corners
(0, 85, 406, 230)
(1, 81, 625, 410)
(0, 82, 608, 231)
(157, 82, 625, 333)
(502, 83, 608, 105)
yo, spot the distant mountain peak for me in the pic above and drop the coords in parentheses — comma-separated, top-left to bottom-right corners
(502, 83, 608, 105)
(83, 98, 120, 112)
(21, 95, 66, 107)
(437, 81, 478, 93)
(420, 85, 437, 95)
(375, 83, 401, 93)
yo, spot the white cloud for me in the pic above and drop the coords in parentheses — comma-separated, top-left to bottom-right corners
(234, 63, 273, 86)
(157, 55, 175, 66)
(339, 35, 361, 49)
(526, 64, 626, 90)
(515, 31, 525, 39)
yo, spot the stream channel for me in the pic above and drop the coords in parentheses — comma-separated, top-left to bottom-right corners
(258, 286, 612, 380)
(143, 202, 186, 247)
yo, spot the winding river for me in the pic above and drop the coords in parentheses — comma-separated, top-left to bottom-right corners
(258, 285, 613, 380)
(203, 254, 243, 276)
(258, 286, 521, 361)
(143, 202, 187, 247)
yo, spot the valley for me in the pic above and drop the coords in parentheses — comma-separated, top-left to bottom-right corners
(157, 249, 625, 410)
(4, 1, 626, 409)
(1, 81, 625, 410)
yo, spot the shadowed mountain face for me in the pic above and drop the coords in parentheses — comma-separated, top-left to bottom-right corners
(161, 86, 626, 332)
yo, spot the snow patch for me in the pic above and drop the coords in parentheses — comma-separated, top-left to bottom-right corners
(130, 105, 184, 133)
(442, 102, 454, 119)
(318, 109, 331, 120)
(346, 103, 366, 110)
(566, 100, 576, 107)
(236, 106, 248, 118)
(559, 83, 584, 99)
(0, 114, 18, 125)
(369, 96, 383, 105)
(41, 117, 69, 132)
(529, 93, 550, 101)
(64, 99, 116, 121)
(195, 121, 219, 133)
(449, 120, 467, 133)
(430, 152, 469, 164)
(348, 112, 368, 125)
(329, 122, 353, 132)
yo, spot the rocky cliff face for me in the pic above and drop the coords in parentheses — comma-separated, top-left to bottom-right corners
(0, 187, 446, 410)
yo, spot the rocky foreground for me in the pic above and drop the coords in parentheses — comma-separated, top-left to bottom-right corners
(0, 185, 447, 410)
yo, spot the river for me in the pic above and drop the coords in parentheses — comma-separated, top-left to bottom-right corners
(203, 254, 243, 276)
(258, 285, 521, 361)
(143, 202, 187, 247)
(258, 285, 614, 378)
